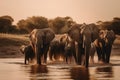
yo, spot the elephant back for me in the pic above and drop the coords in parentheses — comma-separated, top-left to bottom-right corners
(42, 28, 55, 44)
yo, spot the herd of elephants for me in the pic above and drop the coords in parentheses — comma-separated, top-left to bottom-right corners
(20, 23, 116, 68)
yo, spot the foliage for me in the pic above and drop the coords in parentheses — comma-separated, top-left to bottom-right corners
(17, 16, 49, 33)
(49, 16, 76, 34)
(97, 17, 120, 35)
(0, 15, 120, 35)
(0, 15, 14, 33)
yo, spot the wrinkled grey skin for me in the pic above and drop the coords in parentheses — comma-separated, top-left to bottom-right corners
(29, 28, 55, 65)
(20, 45, 35, 64)
(68, 23, 99, 68)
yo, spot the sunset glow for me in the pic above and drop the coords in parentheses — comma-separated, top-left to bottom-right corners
(0, 0, 120, 24)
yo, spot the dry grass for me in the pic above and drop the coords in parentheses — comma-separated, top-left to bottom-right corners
(0, 33, 29, 58)
(0, 33, 29, 46)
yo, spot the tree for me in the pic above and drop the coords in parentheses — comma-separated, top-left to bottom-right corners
(17, 19, 28, 33)
(49, 16, 76, 34)
(17, 16, 49, 33)
(0, 15, 14, 33)
(96, 17, 120, 35)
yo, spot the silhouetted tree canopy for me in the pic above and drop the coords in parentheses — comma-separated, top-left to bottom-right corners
(0, 15, 120, 35)
(49, 16, 76, 34)
(97, 17, 120, 35)
(17, 16, 49, 33)
(0, 15, 15, 33)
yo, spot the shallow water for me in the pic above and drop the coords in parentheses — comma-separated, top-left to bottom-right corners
(0, 56, 120, 80)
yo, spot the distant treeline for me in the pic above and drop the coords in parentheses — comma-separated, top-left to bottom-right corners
(0, 15, 120, 35)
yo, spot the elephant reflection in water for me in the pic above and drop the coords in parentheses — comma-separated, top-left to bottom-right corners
(70, 67, 89, 80)
(95, 66, 113, 79)
(30, 65, 48, 74)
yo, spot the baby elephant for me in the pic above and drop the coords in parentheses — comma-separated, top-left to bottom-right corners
(20, 45, 35, 64)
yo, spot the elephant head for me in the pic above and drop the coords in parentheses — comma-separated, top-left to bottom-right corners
(29, 28, 55, 65)
(68, 23, 99, 67)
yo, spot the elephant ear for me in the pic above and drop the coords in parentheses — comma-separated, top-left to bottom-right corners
(43, 28, 55, 44)
(68, 24, 82, 43)
(105, 30, 116, 44)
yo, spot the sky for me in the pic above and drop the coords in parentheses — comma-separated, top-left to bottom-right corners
(0, 0, 120, 24)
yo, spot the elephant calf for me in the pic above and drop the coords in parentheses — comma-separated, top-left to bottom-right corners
(20, 45, 35, 64)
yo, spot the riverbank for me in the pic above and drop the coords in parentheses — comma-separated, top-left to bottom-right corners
(0, 33, 120, 58)
(0, 33, 29, 58)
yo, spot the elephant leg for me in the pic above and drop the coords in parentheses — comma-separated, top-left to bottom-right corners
(101, 47, 105, 63)
(43, 44, 49, 64)
(36, 45, 42, 65)
(72, 49, 77, 64)
(49, 48, 53, 61)
(37, 52, 41, 65)
(25, 57, 27, 64)
(85, 45, 90, 68)
(96, 47, 102, 61)
(90, 55, 94, 64)
(105, 45, 112, 63)
(77, 43, 84, 65)
(66, 57, 68, 64)
(25, 54, 27, 64)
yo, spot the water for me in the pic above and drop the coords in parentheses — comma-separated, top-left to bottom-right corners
(0, 56, 120, 80)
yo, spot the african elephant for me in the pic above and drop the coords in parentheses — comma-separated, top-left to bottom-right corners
(96, 30, 116, 63)
(64, 35, 77, 64)
(20, 45, 35, 64)
(68, 23, 99, 67)
(29, 28, 55, 65)
(49, 34, 67, 61)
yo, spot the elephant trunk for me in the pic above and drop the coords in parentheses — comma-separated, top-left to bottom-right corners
(84, 44, 91, 68)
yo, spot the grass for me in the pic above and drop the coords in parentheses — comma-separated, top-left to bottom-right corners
(0, 33, 29, 46)
(0, 33, 29, 58)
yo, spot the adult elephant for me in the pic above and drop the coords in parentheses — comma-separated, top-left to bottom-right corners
(64, 35, 77, 64)
(99, 30, 116, 63)
(29, 28, 55, 65)
(68, 23, 99, 68)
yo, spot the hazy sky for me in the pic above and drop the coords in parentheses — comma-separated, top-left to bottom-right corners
(0, 0, 120, 24)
